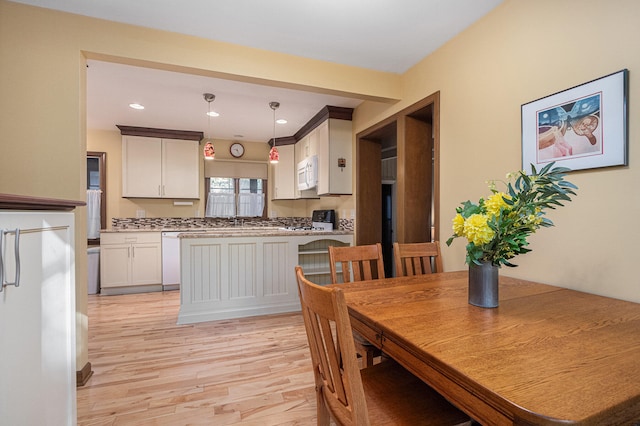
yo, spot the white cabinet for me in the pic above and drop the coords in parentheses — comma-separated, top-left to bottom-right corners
(296, 130, 318, 160)
(0, 211, 76, 426)
(317, 119, 353, 195)
(122, 136, 199, 199)
(271, 144, 295, 200)
(100, 232, 162, 295)
(162, 139, 199, 198)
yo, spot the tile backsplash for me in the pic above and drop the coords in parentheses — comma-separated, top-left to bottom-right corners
(111, 217, 354, 231)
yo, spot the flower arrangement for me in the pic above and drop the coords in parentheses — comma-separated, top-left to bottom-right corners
(446, 162, 578, 267)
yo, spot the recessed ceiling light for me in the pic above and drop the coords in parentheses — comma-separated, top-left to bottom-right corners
(206, 111, 220, 117)
(129, 103, 144, 110)
(276, 119, 287, 124)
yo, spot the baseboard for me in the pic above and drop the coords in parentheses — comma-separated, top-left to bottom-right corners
(177, 302, 302, 324)
(100, 284, 163, 296)
(76, 361, 93, 387)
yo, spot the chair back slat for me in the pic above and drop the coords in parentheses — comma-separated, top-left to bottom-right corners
(393, 241, 443, 276)
(328, 243, 385, 284)
(295, 266, 370, 425)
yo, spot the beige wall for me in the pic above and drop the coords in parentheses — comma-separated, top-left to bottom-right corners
(2, 0, 639, 374)
(354, 0, 640, 302)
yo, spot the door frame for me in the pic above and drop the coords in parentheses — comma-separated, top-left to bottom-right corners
(355, 91, 440, 246)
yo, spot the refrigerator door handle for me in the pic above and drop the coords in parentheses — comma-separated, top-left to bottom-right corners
(0, 228, 4, 291)
(2, 229, 20, 288)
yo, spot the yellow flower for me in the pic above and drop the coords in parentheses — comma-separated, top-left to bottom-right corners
(526, 214, 543, 226)
(463, 214, 495, 246)
(452, 213, 465, 236)
(485, 192, 511, 217)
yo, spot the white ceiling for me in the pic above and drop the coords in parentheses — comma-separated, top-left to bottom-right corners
(12, 0, 503, 142)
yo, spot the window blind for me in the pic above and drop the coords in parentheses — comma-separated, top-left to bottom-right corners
(204, 160, 268, 179)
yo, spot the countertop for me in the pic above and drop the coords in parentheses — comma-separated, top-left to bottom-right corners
(177, 228, 352, 238)
(101, 227, 352, 237)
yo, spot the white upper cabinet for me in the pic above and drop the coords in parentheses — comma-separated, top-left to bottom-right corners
(317, 118, 352, 195)
(271, 144, 295, 200)
(161, 139, 199, 198)
(122, 136, 162, 197)
(122, 136, 199, 199)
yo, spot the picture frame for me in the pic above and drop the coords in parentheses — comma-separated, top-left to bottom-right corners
(521, 69, 628, 172)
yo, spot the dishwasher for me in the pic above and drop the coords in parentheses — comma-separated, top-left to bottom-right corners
(161, 231, 181, 291)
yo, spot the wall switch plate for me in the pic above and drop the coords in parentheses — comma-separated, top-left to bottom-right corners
(136, 210, 146, 218)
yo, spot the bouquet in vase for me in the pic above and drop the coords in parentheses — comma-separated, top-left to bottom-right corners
(446, 162, 578, 267)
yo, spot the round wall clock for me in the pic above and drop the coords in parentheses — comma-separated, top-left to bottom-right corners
(230, 142, 245, 158)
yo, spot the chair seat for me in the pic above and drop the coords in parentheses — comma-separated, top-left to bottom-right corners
(361, 360, 471, 426)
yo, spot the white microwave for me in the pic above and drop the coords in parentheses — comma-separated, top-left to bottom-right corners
(297, 155, 318, 191)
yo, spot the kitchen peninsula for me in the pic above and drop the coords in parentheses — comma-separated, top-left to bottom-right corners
(177, 227, 352, 324)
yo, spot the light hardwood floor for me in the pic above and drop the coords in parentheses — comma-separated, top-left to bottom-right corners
(77, 290, 319, 425)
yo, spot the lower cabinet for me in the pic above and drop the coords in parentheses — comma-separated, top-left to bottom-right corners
(100, 232, 162, 295)
(178, 234, 352, 323)
(0, 211, 76, 426)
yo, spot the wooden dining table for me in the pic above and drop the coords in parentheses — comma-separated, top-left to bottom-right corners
(330, 271, 640, 425)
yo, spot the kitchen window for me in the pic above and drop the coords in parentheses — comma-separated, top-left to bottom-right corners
(205, 177, 265, 218)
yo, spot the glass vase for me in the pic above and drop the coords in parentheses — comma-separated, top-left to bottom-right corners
(468, 261, 499, 308)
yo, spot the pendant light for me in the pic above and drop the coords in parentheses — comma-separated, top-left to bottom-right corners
(203, 93, 216, 160)
(269, 101, 280, 164)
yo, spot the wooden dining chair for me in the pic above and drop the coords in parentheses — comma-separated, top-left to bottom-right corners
(328, 243, 385, 284)
(295, 266, 471, 426)
(328, 243, 385, 367)
(393, 241, 443, 277)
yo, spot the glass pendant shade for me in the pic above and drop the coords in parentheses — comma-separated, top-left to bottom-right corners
(203, 93, 215, 160)
(269, 146, 279, 163)
(269, 101, 280, 164)
(203, 140, 215, 160)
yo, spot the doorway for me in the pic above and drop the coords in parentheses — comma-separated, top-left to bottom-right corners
(381, 183, 394, 277)
(356, 92, 440, 263)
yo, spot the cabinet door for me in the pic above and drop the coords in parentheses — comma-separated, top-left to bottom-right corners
(100, 244, 132, 287)
(271, 144, 295, 200)
(296, 134, 309, 163)
(162, 139, 199, 198)
(317, 119, 352, 195)
(0, 212, 75, 426)
(307, 125, 319, 158)
(122, 136, 162, 197)
(131, 243, 162, 285)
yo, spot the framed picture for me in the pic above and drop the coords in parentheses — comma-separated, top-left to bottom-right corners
(521, 69, 628, 172)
